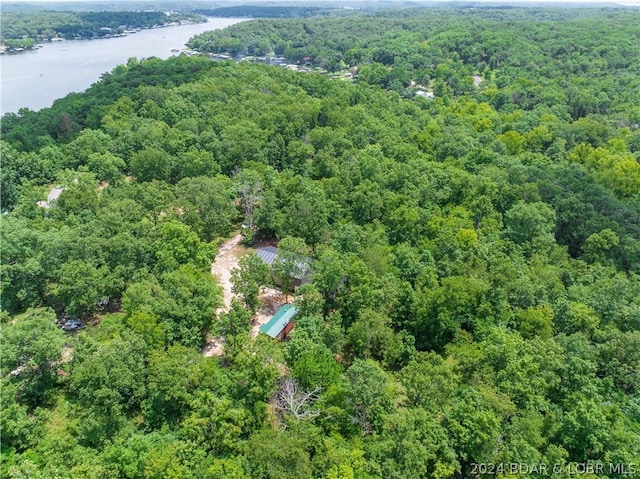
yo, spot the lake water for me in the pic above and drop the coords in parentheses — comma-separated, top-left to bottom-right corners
(0, 18, 245, 115)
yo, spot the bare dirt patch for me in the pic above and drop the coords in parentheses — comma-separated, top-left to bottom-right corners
(211, 233, 248, 312)
(202, 335, 225, 357)
(250, 287, 288, 337)
(61, 346, 73, 363)
(55, 346, 75, 377)
(203, 233, 290, 355)
(203, 233, 250, 357)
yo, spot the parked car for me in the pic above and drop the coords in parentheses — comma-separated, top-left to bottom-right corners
(61, 319, 83, 331)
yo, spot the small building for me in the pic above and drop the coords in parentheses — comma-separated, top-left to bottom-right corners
(48, 187, 64, 202)
(259, 304, 297, 340)
(256, 245, 279, 267)
(415, 90, 435, 99)
(256, 246, 312, 289)
(36, 186, 64, 208)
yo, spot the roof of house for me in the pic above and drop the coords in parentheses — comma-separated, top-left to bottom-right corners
(256, 246, 313, 280)
(259, 304, 298, 338)
(415, 90, 435, 99)
(256, 246, 279, 267)
(47, 187, 64, 203)
(37, 187, 65, 209)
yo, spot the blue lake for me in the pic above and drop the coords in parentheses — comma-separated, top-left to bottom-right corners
(0, 18, 245, 115)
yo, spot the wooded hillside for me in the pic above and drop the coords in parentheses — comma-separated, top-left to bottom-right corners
(2, 7, 639, 478)
(1, 11, 205, 43)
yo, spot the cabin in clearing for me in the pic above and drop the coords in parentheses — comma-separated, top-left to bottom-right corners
(259, 303, 297, 340)
(256, 246, 312, 289)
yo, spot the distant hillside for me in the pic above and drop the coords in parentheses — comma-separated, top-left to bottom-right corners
(193, 5, 336, 19)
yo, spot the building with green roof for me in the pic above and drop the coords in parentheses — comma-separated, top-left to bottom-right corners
(259, 304, 297, 340)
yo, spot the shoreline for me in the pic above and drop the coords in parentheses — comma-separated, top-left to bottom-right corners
(1, 17, 247, 115)
(0, 19, 209, 55)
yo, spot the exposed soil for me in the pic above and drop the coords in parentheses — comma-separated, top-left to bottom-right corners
(250, 287, 288, 337)
(203, 233, 248, 357)
(55, 346, 75, 377)
(203, 233, 288, 355)
(202, 335, 225, 357)
(61, 346, 73, 363)
(211, 233, 247, 312)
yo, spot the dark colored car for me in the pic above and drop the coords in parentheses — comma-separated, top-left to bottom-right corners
(61, 319, 83, 331)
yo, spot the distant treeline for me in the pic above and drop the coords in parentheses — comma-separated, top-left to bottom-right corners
(193, 5, 337, 19)
(1, 11, 206, 42)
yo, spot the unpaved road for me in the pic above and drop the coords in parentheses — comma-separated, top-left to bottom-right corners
(203, 234, 287, 355)
(211, 233, 245, 312)
(203, 233, 245, 357)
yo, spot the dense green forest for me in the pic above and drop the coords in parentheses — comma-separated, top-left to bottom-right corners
(192, 5, 338, 19)
(0, 11, 205, 44)
(188, 7, 640, 105)
(2, 6, 640, 479)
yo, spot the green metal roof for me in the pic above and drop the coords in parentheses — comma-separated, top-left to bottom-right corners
(259, 304, 297, 338)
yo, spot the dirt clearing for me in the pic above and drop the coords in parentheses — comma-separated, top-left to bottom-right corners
(250, 287, 288, 337)
(211, 233, 248, 312)
(203, 233, 249, 357)
(202, 233, 288, 356)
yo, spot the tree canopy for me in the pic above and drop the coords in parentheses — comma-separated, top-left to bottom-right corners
(2, 5, 639, 478)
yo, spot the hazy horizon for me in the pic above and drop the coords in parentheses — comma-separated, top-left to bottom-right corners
(1, 0, 639, 4)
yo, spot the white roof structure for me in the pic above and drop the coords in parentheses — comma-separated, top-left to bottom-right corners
(415, 90, 435, 99)
(48, 187, 64, 203)
(37, 187, 65, 209)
